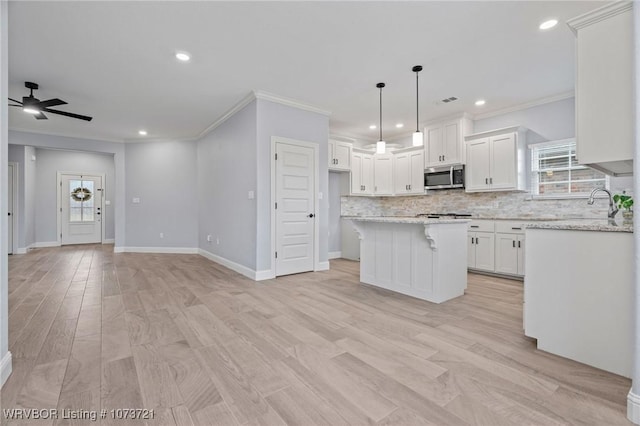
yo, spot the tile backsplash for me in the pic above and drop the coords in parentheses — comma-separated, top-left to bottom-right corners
(342, 185, 633, 220)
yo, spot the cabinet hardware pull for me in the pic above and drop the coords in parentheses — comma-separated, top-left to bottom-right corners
(473, 237, 476, 244)
(470, 225, 479, 228)
(490, 177, 493, 184)
(443, 155, 445, 161)
(518, 241, 521, 248)
(511, 227, 521, 230)
(485, 178, 488, 184)
(336, 159, 339, 164)
(513, 240, 516, 248)
(409, 184, 411, 190)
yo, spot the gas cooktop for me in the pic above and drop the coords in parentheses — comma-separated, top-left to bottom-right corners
(416, 213, 473, 219)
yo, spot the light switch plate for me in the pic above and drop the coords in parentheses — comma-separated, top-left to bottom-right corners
(132, 197, 141, 204)
(248, 191, 255, 199)
(105, 200, 111, 206)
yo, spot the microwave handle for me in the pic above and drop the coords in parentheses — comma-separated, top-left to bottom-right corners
(450, 166, 454, 186)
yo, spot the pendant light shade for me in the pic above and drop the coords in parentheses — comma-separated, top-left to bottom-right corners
(376, 82, 386, 154)
(412, 65, 424, 147)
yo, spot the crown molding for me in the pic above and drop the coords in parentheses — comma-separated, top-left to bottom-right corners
(253, 90, 332, 117)
(8, 127, 125, 144)
(472, 91, 574, 121)
(195, 91, 257, 140)
(567, 1, 632, 34)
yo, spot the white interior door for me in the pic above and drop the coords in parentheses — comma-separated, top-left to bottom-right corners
(8, 163, 14, 254)
(61, 174, 103, 245)
(275, 142, 315, 276)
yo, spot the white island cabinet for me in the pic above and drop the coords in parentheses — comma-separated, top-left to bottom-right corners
(524, 220, 633, 377)
(349, 217, 469, 304)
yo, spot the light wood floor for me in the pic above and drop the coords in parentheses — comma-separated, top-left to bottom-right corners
(1, 244, 632, 425)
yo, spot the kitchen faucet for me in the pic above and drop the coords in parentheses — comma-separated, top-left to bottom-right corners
(587, 188, 619, 219)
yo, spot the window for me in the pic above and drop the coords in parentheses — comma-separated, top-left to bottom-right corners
(531, 139, 607, 198)
(69, 180, 94, 222)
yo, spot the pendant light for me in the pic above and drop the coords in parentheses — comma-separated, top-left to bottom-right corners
(376, 82, 386, 154)
(412, 65, 424, 147)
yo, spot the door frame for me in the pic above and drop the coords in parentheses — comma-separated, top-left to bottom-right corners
(270, 136, 320, 277)
(56, 171, 106, 245)
(8, 162, 18, 254)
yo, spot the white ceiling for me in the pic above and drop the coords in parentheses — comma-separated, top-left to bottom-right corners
(8, 1, 606, 143)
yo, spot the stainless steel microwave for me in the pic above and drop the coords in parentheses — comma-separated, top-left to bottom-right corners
(424, 165, 465, 190)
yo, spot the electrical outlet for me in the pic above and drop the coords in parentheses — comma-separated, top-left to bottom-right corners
(216, 237, 220, 245)
(206, 234, 212, 242)
(160, 232, 164, 239)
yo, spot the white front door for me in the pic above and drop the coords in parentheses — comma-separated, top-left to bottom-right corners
(8, 163, 14, 254)
(61, 174, 103, 245)
(275, 141, 316, 276)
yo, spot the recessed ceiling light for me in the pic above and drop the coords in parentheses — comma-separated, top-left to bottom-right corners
(369, 124, 377, 129)
(175, 51, 191, 62)
(539, 19, 558, 30)
(475, 99, 486, 106)
(138, 130, 148, 136)
(395, 123, 404, 128)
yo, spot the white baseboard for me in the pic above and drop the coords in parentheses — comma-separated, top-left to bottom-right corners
(628, 389, 640, 424)
(33, 241, 60, 248)
(0, 351, 12, 388)
(317, 261, 330, 271)
(102, 238, 115, 244)
(328, 251, 342, 260)
(15, 247, 28, 254)
(198, 248, 273, 281)
(116, 247, 199, 254)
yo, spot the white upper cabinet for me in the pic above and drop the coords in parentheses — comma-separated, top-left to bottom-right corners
(373, 154, 394, 195)
(568, 2, 633, 176)
(465, 126, 527, 193)
(394, 148, 424, 195)
(328, 139, 352, 171)
(424, 116, 473, 167)
(351, 151, 374, 195)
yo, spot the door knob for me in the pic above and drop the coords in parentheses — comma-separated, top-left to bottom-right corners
(308, 213, 315, 218)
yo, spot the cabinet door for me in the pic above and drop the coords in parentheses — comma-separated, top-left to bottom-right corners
(425, 125, 443, 166)
(328, 140, 336, 168)
(394, 153, 410, 195)
(489, 133, 516, 190)
(334, 141, 352, 170)
(465, 138, 491, 192)
(409, 150, 425, 194)
(517, 235, 525, 276)
(362, 154, 374, 195)
(474, 232, 495, 271)
(351, 153, 363, 194)
(468, 233, 476, 268)
(495, 232, 519, 275)
(441, 120, 461, 165)
(374, 154, 393, 195)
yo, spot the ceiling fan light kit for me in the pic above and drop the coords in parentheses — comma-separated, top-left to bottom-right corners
(8, 81, 93, 122)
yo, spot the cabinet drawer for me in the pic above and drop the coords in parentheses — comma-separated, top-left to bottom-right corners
(495, 221, 525, 234)
(468, 220, 494, 232)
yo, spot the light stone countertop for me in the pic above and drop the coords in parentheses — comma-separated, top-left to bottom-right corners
(343, 216, 471, 225)
(524, 218, 633, 233)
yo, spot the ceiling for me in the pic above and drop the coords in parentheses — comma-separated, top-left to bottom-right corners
(8, 1, 606, 143)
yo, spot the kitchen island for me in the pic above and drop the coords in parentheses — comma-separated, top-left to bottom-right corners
(348, 216, 470, 304)
(524, 218, 633, 377)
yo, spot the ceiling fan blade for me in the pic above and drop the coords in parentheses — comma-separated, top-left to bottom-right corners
(9, 104, 22, 108)
(37, 98, 67, 108)
(8, 98, 23, 105)
(43, 108, 92, 122)
(34, 112, 48, 120)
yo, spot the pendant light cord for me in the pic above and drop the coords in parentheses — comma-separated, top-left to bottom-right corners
(415, 71, 419, 132)
(379, 85, 383, 142)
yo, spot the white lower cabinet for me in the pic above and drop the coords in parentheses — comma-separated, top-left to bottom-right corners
(468, 220, 525, 277)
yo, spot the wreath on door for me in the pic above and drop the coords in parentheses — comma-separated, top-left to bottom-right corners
(71, 187, 92, 202)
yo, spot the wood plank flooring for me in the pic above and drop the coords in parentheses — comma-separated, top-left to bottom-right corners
(1, 244, 632, 425)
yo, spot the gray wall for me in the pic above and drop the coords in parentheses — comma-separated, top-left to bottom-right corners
(125, 141, 198, 248)
(328, 172, 343, 253)
(8, 145, 25, 250)
(9, 131, 126, 247)
(1, 0, 9, 379)
(256, 99, 330, 271)
(197, 101, 258, 268)
(24, 147, 36, 247)
(34, 148, 116, 243)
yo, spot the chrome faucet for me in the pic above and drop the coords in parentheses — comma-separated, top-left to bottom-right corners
(587, 188, 619, 219)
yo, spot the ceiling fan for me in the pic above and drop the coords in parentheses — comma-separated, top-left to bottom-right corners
(8, 82, 92, 121)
